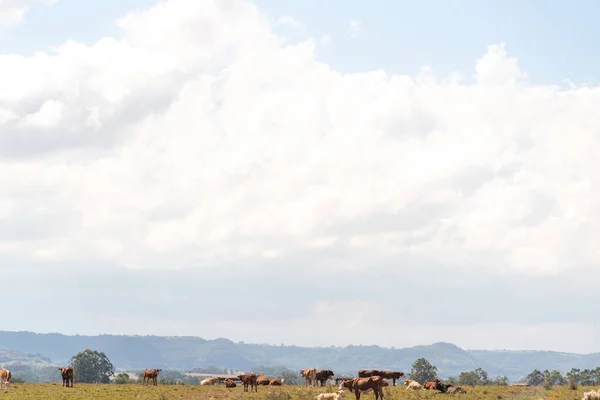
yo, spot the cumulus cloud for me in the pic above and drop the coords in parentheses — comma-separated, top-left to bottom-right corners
(1, 0, 600, 350)
(0, 0, 598, 275)
(0, 0, 56, 29)
(273, 15, 304, 30)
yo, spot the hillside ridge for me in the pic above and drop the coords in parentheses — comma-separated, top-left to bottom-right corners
(1, 331, 598, 381)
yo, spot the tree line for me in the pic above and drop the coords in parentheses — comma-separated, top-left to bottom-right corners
(525, 368, 600, 387)
(6, 350, 600, 387)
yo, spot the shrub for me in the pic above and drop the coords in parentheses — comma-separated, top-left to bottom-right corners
(569, 378, 578, 390)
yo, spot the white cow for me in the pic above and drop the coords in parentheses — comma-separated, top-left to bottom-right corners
(404, 379, 422, 390)
(316, 389, 345, 400)
(200, 377, 220, 385)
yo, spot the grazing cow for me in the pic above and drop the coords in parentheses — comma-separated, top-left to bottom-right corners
(405, 380, 422, 390)
(447, 386, 467, 394)
(256, 375, 270, 385)
(316, 369, 335, 386)
(339, 376, 384, 400)
(316, 389, 345, 400)
(378, 371, 404, 386)
(0, 369, 11, 389)
(58, 366, 73, 388)
(270, 378, 283, 386)
(423, 378, 441, 390)
(237, 373, 258, 392)
(357, 370, 381, 378)
(143, 368, 162, 386)
(381, 380, 389, 387)
(301, 368, 318, 386)
(225, 378, 237, 388)
(200, 377, 219, 385)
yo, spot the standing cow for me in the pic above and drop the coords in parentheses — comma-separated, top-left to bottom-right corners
(301, 368, 317, 386)
(143, 368, 162, 386)
(237, 373, 258, 392)
(58, 366, 73, 388)
(378, 371, 404, 386)
(316, 369, 335, 386)
(340, 376, 385, 400)
(0, 369, 12, 389)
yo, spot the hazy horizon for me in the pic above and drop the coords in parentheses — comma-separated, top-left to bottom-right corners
(2, 329, 598, 356)
(1, 0, 600, 354)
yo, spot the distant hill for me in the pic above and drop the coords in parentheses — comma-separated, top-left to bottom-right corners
(1, 331, 599, 381)
(0, 348, 54, 367)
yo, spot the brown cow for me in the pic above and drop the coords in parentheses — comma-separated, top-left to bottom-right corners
(301, 368, 317, 386)
(336, 377, 354, 384)
(339, 376, 384, 400)
(143, 368, 162, 386)
(256, 375, 270, 385)
(357, 370, 381, 378)
(316, 369, 335, 386)
(237, 373, 258, 392)
(270, 378, 283, 386)
(423, 378, 440, 390)
(378, 370, 405, 386)
(0, 368, 12, 389)
(58, 366, 73, 387)
(225, 378, 237, 388)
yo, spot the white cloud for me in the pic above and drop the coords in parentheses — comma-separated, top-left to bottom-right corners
(0, 0, 57, 30)
(273, 15, 304, 30)
(1, 0, 599, 277)
(1, 0, 600, 326)
(349, 19, 362, 37)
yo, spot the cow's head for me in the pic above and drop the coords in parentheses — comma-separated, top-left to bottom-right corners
(339, 379, 353, 391)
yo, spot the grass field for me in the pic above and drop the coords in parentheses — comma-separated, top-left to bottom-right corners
(0, 384, 595, 400)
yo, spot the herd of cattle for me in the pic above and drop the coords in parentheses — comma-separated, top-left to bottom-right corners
(211, 368, 467, 399)
(0, 365, 468, 399)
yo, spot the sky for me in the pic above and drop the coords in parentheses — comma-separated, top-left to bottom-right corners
(1, 0, 600, 354)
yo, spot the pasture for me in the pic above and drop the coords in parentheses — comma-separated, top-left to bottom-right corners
(0, 383, 595, 400)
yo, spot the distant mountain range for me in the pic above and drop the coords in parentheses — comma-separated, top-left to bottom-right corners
(1, 331, 599, 381)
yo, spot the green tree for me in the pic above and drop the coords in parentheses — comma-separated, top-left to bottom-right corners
(458, 367, 490, 386)
(446, 376, 458, 385)
(409, 358, 438, 383)
(490, 376, 509, 386)
(525, 369, 544, 386)
(282, 370, 301, 385)
(543, 370, 566, 386)
(566, 368, 581, 385)
(70, 349, 114, 384)
(113, 372, 131, 384)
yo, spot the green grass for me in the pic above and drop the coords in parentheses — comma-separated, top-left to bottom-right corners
(0, 383, 594, 400)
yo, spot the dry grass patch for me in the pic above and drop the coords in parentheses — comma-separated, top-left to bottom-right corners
(0, 384, 597, 400)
